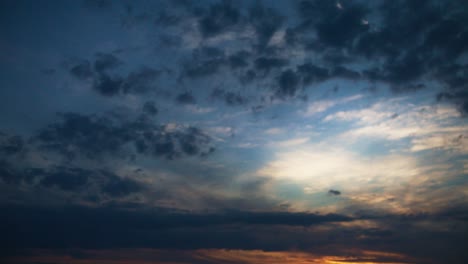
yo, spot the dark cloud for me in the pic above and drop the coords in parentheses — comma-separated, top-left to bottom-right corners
(35, 112, 214, 161)
(0, 204, 353, 250)
(92, 73, 124, 96)
(175, 91, 196, 105)
(228, 50, 250, 69)
(254, 57, 288, 74)
(68, 54, 160, 96)
(122, 67, 161, 94)
(69, 60, 93, 80)
(100, 171, 144, 197)
(40, 167, 91, 191)
(142, 101, 158, 116)
(0, 160, 143, 198)
(0, 160, 22, 184)
(276, 69, 300, 98)
(211, 88, 248, 106)
(183, 58, 225, 78)
(198, 0, 240, 38)
(94, 53, 122, 73)
(35, 112, 127, 160)
(290, 0, 467, 113)
(437, 91, 468, 116)
(248, 2, 284, 49)
(296, 63, 329, 85)
(2, 205, 467, 263)
(316, 5, 369, 47)
(182, 46, 227, 79)
(332, 66, 361, 80)
(0, 133, 24, 156)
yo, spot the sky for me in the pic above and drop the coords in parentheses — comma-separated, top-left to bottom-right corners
(0, 0, 467, 263)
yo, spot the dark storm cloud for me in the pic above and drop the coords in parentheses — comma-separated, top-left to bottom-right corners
(142, 101, 158, 116)
(181, 46, 227, 79)
(68, 54, 161, 96)
(183, 58, 225, 79)
(228, 50, 250, 69)
(94, 52, 122, 73)
(122, 66, 161, 94)
(69, 60, 93, 80)
(93, 73, 124, 96)
(76, 0, 468, 112)
(0, 160, 25, 185)
(437, 91, 468, 116)
(175, 91, 196, 105)
(286, 0, 468, 111)
(254, 57, 288, 73)
(0, 133, 24, 156)
(211, 88, 248, 106)
(39, 167, 91, 191)
(35, 112, 215, 160)
(0, 160, 143, 198)
(35, 113, 127, 160)
(2, 205, 467, 263)
(316, 5, 369, 47)
(37, 167, 143, 197)
(198, 0, 240, 38)
(0, 204, 353, 250)
(296, 63, 329, 85)
(248, 2, 284, 50)
(276, 69, 300, 98)
(331, 66, 361, 80)
(99, 171, 144, 197)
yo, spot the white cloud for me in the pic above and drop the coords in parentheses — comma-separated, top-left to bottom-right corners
(303, 94, 364, 117)
(271, 137, 310, 148)
(326, 99, 467, 153)
(264, 128, 284, 135)
(258, 145, 420, 193)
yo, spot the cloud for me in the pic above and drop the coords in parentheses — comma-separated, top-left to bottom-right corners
(0, 204, 353, 249)
(122, 67, 161, 94)
(303, 94, 364, 116)
(296, 63, 329, 85)
(175, 91, 196, 105)
(0, 161, 144, 199)
(142, 101, 158, 116)
(92, 73, 124, 96)
(228, 50, 250, 69)
(258, 145, 420, 197)
(315, 4, 369, 47)
(34, 112, 215, 161)
(211, 88, 248, 106)
(181, 46, 227, 79)
(69, 60, 93, 80)
(198, 0, 240, 38)
(254, 57, 288, 74)
(68, 55, 161, 96)
(325, 99, 467, 153)
(248, 2, 285, 49)
(276, 69, 301, 98)
(0, 132, 24, 156)
(94, 53, 122, 73)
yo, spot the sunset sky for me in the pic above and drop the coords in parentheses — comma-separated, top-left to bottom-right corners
(1, 0, 467, 263)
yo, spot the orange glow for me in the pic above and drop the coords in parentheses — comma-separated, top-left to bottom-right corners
(5, 248, 416, 264)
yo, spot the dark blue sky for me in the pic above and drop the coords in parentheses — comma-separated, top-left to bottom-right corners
(1, 0, 468, 263)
